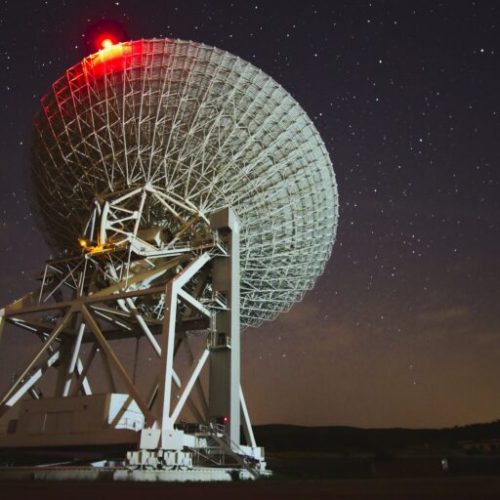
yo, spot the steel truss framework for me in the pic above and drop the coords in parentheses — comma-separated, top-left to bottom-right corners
(0, 208, 265, 475)
(32, 38, 339, 328)
(0, 38, 339, 479)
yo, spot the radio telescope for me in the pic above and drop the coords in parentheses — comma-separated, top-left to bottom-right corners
(0, 38, 338, 481)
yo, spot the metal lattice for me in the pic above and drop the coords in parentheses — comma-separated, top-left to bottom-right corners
(32, 38, 339, 327)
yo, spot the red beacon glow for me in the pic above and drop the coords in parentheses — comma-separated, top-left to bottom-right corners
(100, 38, 114, 49)
(88, 34, 130, 76)
(96, 34, 118, 51)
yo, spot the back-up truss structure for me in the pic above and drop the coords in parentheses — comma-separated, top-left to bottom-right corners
(32, 38, 339, 327)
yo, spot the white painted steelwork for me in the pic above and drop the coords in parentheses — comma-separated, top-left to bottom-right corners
(32, 38, 339, 328)
(0, 38, 338, 480)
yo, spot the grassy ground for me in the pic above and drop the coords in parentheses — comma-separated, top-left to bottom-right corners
(2, 476, 500, 500)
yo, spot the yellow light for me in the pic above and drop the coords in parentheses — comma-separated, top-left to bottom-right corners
(89, 245, 105, 254)
(79, 238, 87, 248)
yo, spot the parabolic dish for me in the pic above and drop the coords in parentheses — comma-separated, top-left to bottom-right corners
(32, 38, 339, 327)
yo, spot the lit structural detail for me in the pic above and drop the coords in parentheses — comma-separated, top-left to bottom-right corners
(0, 39, 338, 481)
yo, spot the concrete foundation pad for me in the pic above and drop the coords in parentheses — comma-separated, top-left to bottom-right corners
(0, 466, 259, 482)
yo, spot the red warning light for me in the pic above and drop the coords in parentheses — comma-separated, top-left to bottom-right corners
(87, 36, 132, 78)
(96, 34, 118, 51)
(101, 38, 114, 49)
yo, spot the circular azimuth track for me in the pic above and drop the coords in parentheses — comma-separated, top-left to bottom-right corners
(32, 38, 339, 328)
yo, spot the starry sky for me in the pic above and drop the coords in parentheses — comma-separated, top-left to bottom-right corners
(0, 0, 500, 429)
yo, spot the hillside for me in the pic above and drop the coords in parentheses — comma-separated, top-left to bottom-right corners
(253, 421, 500, 455)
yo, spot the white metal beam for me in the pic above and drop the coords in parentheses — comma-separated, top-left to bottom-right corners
(240, 385, 256, 448)
(0, 308, 74, 408)
(62, 322, 86, 396)
(4, 350, 61, 408)
(169, 348, 209, 424)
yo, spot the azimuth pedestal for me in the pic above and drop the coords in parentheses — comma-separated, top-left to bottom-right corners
(0, 208, 266, 480)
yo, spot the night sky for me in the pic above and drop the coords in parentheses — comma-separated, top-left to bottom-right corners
(1, 0, 500, 429)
